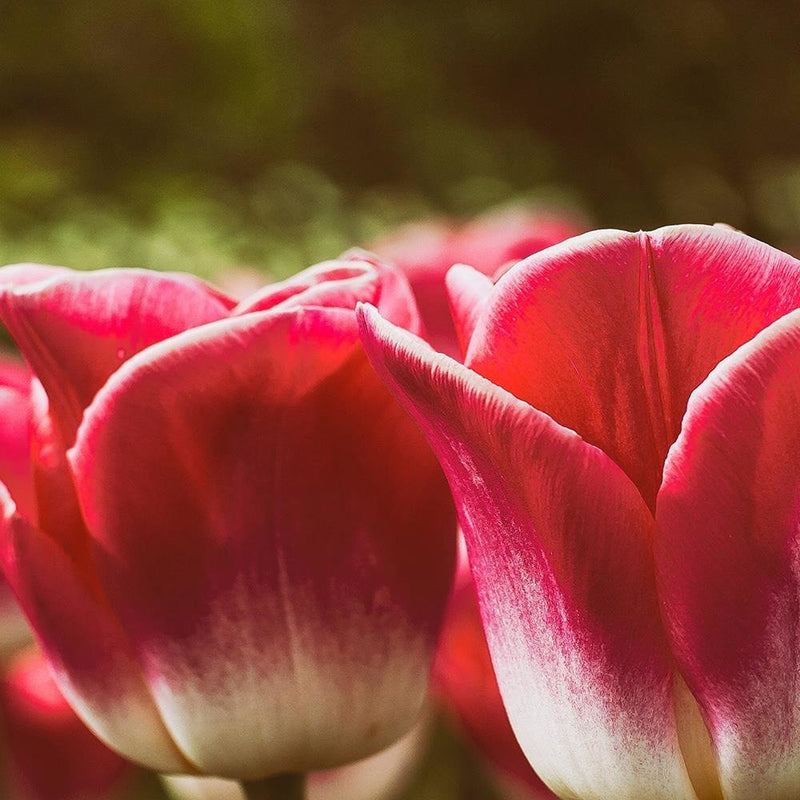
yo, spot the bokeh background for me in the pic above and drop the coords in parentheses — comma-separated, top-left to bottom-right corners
(2, 1, 800, 798)
(4, 0, 800, 279)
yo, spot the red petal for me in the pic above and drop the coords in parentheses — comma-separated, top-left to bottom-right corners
(358, 305, 695, 799)
(657, 309, 800, 799)
(445, 265, 493, 359)
(467, 225, 800, 508)
(70, 307, 455, 778)
(0, 268, 233, 448)
(28, 379, 96, 576)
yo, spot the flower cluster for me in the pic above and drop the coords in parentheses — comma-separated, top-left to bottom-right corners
(0, 216, 798, 800)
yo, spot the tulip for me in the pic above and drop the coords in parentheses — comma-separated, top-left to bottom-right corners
(372, 208, 584, 357)
(0, 258, 456, 797)
(0, 647, 129, 800)
(358, 224, 800, 800)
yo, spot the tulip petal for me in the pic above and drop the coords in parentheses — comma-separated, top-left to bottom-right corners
(0, 486, 190, 773)
(646, 225, 800, 433)
(657, 309, 800, 800)
(357, 304, 696, 800)
(0, 263, 71, 287)
(70, 307, 455, 778)
(28, 379, 96, 571)
(0, 268, 233, 448)
(445, 265, 493, 359)
(0, 357, 35, 522)
(466, 225, 800, 508)
(233, 256, 421, 336)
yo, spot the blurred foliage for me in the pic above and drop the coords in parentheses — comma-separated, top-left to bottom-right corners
(3, 0, 800, 270)
(0, 165, 439, 279)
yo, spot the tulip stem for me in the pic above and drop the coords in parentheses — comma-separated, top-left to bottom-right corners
(241, 774, 306, 800)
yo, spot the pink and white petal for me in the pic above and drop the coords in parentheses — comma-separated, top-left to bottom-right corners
(0, 485, 189, 773)
(433, 558, 552, 795)
(0, 268, 233, 448)
(70, 307, 455, 779)
(657, 309, 800, 800)
(445, 265, 493, 358)
(358, 305, 696, 800)
(0, 264, 71, 288)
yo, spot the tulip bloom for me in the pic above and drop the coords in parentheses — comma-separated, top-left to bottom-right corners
(0, 647, 129, 800)
(359, 224, 800, 800)
(372, 208, 584, 356)
(0, 258, 456, 786)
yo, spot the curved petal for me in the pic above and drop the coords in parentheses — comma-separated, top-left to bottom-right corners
(0, 356, 35, 652)
(233, 256, 422, 336)
(445, 265, 493, 360)
(0, 268, 233, 449)
(69, 307, 455, 779)
(0, 356, 35, 522)
(646, 225, 800, 431)
(28, 379, 96, 573)
(0, 485, 189, 772)
(0, 263, 71, 288)
(467, 225, 800, 508)
(657, 308, 800, 800)
(358, 304, 696, 800)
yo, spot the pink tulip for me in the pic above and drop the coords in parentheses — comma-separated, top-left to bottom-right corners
(0, 647, 129, 800)
(372, 208, 584, 357)
(359, 224, 800, 799)
(0, 258, 456, 785)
